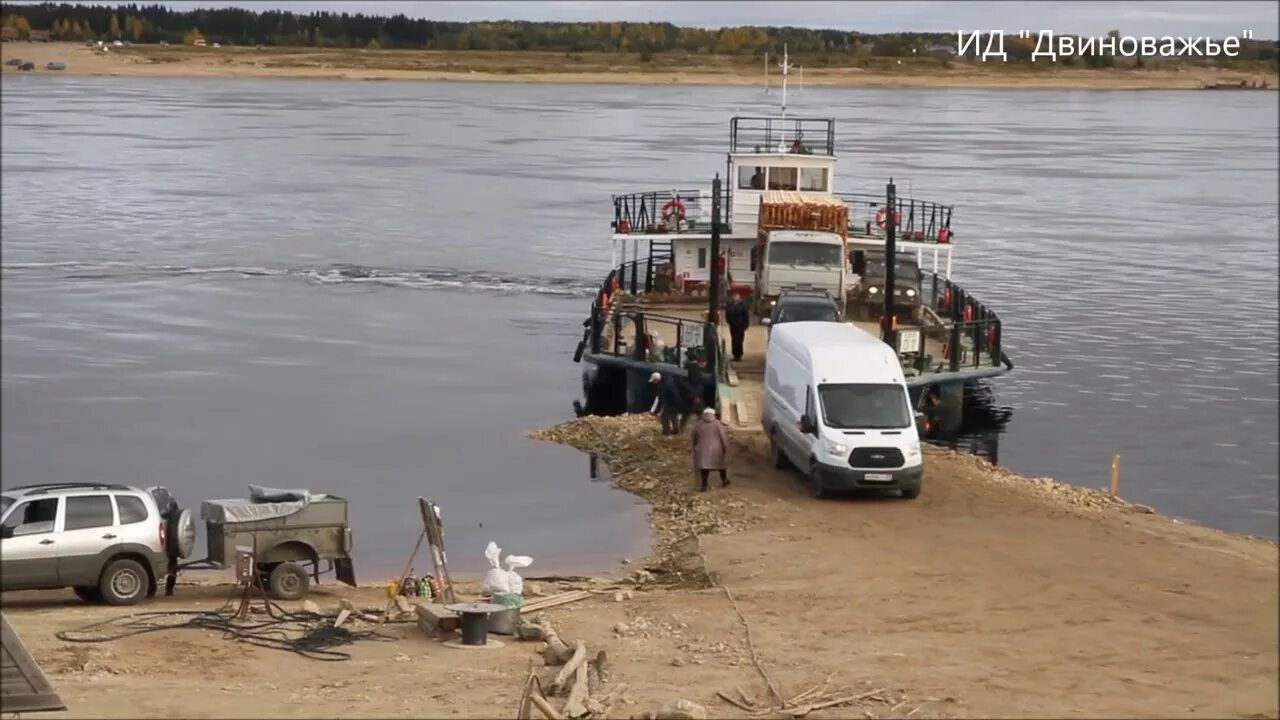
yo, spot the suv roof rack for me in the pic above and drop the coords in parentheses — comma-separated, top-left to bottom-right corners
(6, 482, 134, 495)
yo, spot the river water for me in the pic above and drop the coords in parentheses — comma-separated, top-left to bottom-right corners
(2, 76, 1276, 577)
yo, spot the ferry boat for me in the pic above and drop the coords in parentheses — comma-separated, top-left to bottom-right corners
(571, 48, 1013, 436)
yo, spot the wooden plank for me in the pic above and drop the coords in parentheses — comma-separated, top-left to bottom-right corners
(0, 612, 65, 713)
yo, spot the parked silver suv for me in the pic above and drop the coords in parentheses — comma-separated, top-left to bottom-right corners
(0, 483, 195, 605)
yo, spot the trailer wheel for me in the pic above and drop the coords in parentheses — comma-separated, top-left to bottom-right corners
(268, 562, 310, 601)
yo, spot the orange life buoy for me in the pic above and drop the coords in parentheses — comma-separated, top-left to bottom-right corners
(937, 226, 950, 243)
(963, 304, 974, 323)
(661, 198, 686, 225)
(987, 324, 998, 348)
(941, 285, 952, 310)
(618, 218, 631, 233)
(874, 206, 902, 229)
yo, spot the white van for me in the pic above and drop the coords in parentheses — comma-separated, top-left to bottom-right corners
(762, 322, 924, 499)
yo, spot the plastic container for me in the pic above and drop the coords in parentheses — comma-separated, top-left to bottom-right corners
(487, 592, 523, 635)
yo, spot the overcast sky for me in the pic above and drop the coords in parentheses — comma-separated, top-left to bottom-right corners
(10, 1, 1278, 39)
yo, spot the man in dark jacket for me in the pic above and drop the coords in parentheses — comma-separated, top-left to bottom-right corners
(725, 291, 750, 362)
(649, 371, 689, 435)
(685, 354, 711, 414)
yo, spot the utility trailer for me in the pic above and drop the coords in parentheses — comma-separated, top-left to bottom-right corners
(180, 488, 356, 600)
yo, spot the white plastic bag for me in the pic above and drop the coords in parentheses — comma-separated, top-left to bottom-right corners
(503, 554, 533, 596)
(480, 541, 534, 596)
(481, 541, 509, 595)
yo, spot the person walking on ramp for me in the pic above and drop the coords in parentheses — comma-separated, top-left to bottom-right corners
(725, 291, 750, 362)
(691, 407, 731, 491)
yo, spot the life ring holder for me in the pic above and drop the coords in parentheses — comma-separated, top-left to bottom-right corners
(874, 206, 902, 229)
(661, 198, 687, 226)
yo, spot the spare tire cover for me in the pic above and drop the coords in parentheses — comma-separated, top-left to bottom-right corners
(167, 508, 197, 559)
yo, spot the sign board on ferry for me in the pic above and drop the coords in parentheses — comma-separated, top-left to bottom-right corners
(897, 329, 921, 354)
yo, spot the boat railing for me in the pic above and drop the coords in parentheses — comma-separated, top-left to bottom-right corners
(729, 116, 836, 156)
(611, 189, 728, 235)
(918, 272, 1013, 372)
(837, 192, 955, 244)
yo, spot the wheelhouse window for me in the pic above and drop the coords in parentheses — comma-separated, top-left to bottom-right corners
(697, 247, 708, 269)
(819, 383, 911, 430)
(767, 167, 798, 191)
(749, 246, 758, 272)
(767, 242, 843, 268)
(738, 165, 765, 190)
(799, 167, 829, 192)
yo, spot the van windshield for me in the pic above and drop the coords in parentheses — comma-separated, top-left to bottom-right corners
(818, 383, 911, 429)
(768, 242, 842, 268)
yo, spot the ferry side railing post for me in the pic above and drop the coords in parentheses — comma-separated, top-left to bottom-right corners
(708, 173, 722, 325)
(882, 178, 897, 349)
(630, 247, 639, 295)
(949, 322, 961, 372)
(633, 313, 647, 361)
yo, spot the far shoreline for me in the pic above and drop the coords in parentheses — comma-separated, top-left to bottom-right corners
(3, 42, 1277, 91)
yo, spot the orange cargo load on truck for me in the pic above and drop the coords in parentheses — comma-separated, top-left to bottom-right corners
(756, 191, 848, 247)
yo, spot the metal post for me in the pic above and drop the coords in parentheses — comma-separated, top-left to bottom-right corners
(590, 304, 601, 354)
(630, 238, 639, 293)
(882, 178, 897, 349)
(634, 313, 647, 361)
(709, 173, 722, 325)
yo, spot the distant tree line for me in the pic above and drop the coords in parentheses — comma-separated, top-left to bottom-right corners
(1, 2, 1276, 66)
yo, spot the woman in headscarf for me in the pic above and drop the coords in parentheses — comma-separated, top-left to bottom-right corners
(691, 407, 730, 491)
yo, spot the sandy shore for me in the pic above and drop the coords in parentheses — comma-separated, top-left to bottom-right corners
(4, 42, 1277, 90)
(4, 413, 1276, 719)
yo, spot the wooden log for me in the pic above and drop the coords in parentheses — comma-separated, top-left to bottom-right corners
(598, 683, 628, 707)
(551, 641, 588, 695)
(538, 618, 575, 666)
(531, 693, 563, 720)
(562, 661, 590, 718)
(586, 650, 608, 696)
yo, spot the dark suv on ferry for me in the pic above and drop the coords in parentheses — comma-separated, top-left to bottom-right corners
(848, 252, 923, 322)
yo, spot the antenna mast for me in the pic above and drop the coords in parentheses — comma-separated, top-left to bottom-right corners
(778, 44, 792, 119)
(764, 51, 769, 94)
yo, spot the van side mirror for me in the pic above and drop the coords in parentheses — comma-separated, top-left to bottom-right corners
(760, 317, 771, 326)
(0, 526, 12, 540)
(799, 415, 815, 435)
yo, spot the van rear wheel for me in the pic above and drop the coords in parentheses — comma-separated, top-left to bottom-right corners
(770, 433, 792, 470)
